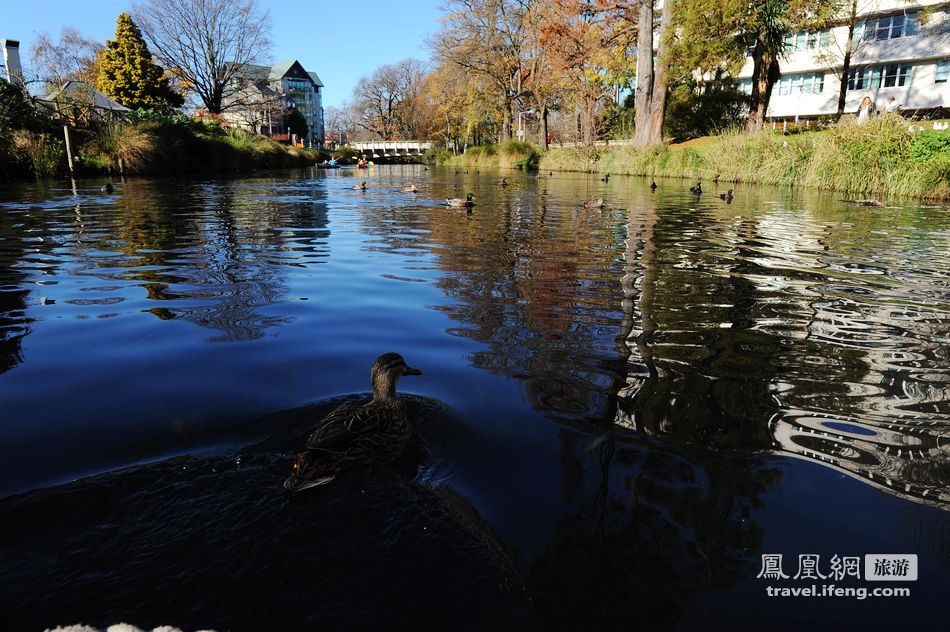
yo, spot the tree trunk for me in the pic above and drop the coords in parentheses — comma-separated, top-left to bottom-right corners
(501, 98, 512, 143)
(746, 41, 780, 133)
(645, 0, 674, 144)
(837, 0, 859, 117)
(633, 0, 655, 147)
(539, 105, 549, 150)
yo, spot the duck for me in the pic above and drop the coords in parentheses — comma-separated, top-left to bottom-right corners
(601, 173, 610, 183)
(353, 181, 367, 190)
(650, 181, 657, 191)
(401, 183, 419, 193)
(719, 189, 734, 203)
(446, 193, 475, 207)
(583, 198, 605, 210)
(284, 353, 423, 492)
(497, 178, 509, 187)
(689, 181, 702, 195)
(101, 183, 114, 194)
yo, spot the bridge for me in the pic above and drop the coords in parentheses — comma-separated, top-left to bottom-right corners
(350, 140, 432, 158)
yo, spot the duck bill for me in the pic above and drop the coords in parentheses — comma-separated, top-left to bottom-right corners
(404, 366, 423, 376)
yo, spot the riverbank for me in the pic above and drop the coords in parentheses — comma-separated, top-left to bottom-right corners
(433, 116, 949, 201)
(2, 115, 326, 179)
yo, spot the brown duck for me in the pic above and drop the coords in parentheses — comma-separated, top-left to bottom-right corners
(284, 353, 423, 492)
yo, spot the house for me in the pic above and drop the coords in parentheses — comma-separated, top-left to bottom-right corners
(223, 59, 325, 147)
(733, 0, 950, 121)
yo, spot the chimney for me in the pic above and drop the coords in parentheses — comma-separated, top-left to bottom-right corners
(2, 39, 23, 85)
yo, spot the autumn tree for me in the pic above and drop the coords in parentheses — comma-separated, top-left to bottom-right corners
(133, 0, 271, 114)
(538, 0, 636, 146)
(97, 13, 183, 113)
(431, 0, 532, 142)
(29, 28, 103, 88)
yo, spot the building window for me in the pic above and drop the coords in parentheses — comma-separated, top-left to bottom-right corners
(776, 72, 825, 95)
(855, 12, 919, 41)
(738, 79, 753, 95)
(936, 60, 949, 84)
(848, 64, 912, 90)
(784, 29, 831, 51)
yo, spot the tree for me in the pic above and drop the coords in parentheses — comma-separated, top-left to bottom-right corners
(538, 0, 636, 146)
(431, 0, 532, 143)
(29, 28, 103, 88)
(283, 108, 308, 139)
(633, 0, 674, 147)
(132, 0, 271, 114)
(351, 59, 427, 140)
(97, 13, 183, 113)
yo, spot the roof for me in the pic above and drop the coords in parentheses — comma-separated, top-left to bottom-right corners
(230, 60, 322, 88)
(42, 81, 130, 112)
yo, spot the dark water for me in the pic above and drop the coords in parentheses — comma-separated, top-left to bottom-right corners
(0, 166, 948, 630)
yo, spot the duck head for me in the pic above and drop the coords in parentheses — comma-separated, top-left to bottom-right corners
(371, 352, 422, 402)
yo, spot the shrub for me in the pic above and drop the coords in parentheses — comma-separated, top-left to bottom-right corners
(499, 140, 541, 170)
(88, 122, 157, 172)
(11, 131, 64, 177)
(908, 130, 950, 163)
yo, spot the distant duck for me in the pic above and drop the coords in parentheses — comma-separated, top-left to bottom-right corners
(719, 189, 734, 203)
(548, 172, 553, 176)
(601, 173, 610, 183)
(689, 181, 702, 195)
(497, 177, 509, 187)
(842, 198, 885, 207)
(650, 181, 657, 191)
(583, 198, 605, 210)
(283, 353, 423, 492)
(446, 193, 475, 207)
(401, 183, 419, 193)
(101, 183, 114, 194)
(353, 181, 367, 190)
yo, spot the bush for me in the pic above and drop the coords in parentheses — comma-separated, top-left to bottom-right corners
(664, 79, 748, 141)
(332, 144, 360, 164)
(11, 131, 64, 177)
(908, 130, 950, 163)
(423, 147, 454, 165)
(499, 140, 541, 170)
(88, 122, 157, 172)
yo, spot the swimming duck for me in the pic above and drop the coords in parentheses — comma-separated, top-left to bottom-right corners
(353, 181, 367, 190)
(284, 353, 423, 492)
(446, 193, 475, 207)
(650, 181, 657, 191)
(497, 178, 509, 187)
(583, 198, 605, 210)
(601, 173, 610, 183)
(689, 182, 702, 195)
(719, 189, 734, 203)
(401, 183, 419, 193)
(101, 183, 114, 194)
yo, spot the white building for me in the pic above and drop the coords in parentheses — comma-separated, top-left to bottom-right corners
(1, 39, 23, 85)
(735, 0, 950, 121)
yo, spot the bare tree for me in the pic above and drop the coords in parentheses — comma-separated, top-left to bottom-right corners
(132, 0, 271, 114)
(351, 58, 427, 140)
(30, 28, 103, 89)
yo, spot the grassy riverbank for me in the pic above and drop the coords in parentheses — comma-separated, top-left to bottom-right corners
(433, 116, 949, 201)
(4, 115, 326, 179)
(431, 140, 542, 171)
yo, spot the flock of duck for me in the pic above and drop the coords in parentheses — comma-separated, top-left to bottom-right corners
(284, 173, 739, 493)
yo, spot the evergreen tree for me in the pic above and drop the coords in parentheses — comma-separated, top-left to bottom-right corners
(97, 13, 183, 113)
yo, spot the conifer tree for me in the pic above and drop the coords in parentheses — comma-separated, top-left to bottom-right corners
(97, 13, 183, 113)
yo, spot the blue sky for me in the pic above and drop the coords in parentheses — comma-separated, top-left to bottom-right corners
(4, 0, 443, 108)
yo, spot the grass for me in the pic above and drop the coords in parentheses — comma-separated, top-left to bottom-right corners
(540, 115, 949, 201)
(10, 117, 326, 178)
(440, 140, 542, 170)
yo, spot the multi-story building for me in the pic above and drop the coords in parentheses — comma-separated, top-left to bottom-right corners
(735, 0, 950, 122)
(224, 59, 325, 147)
